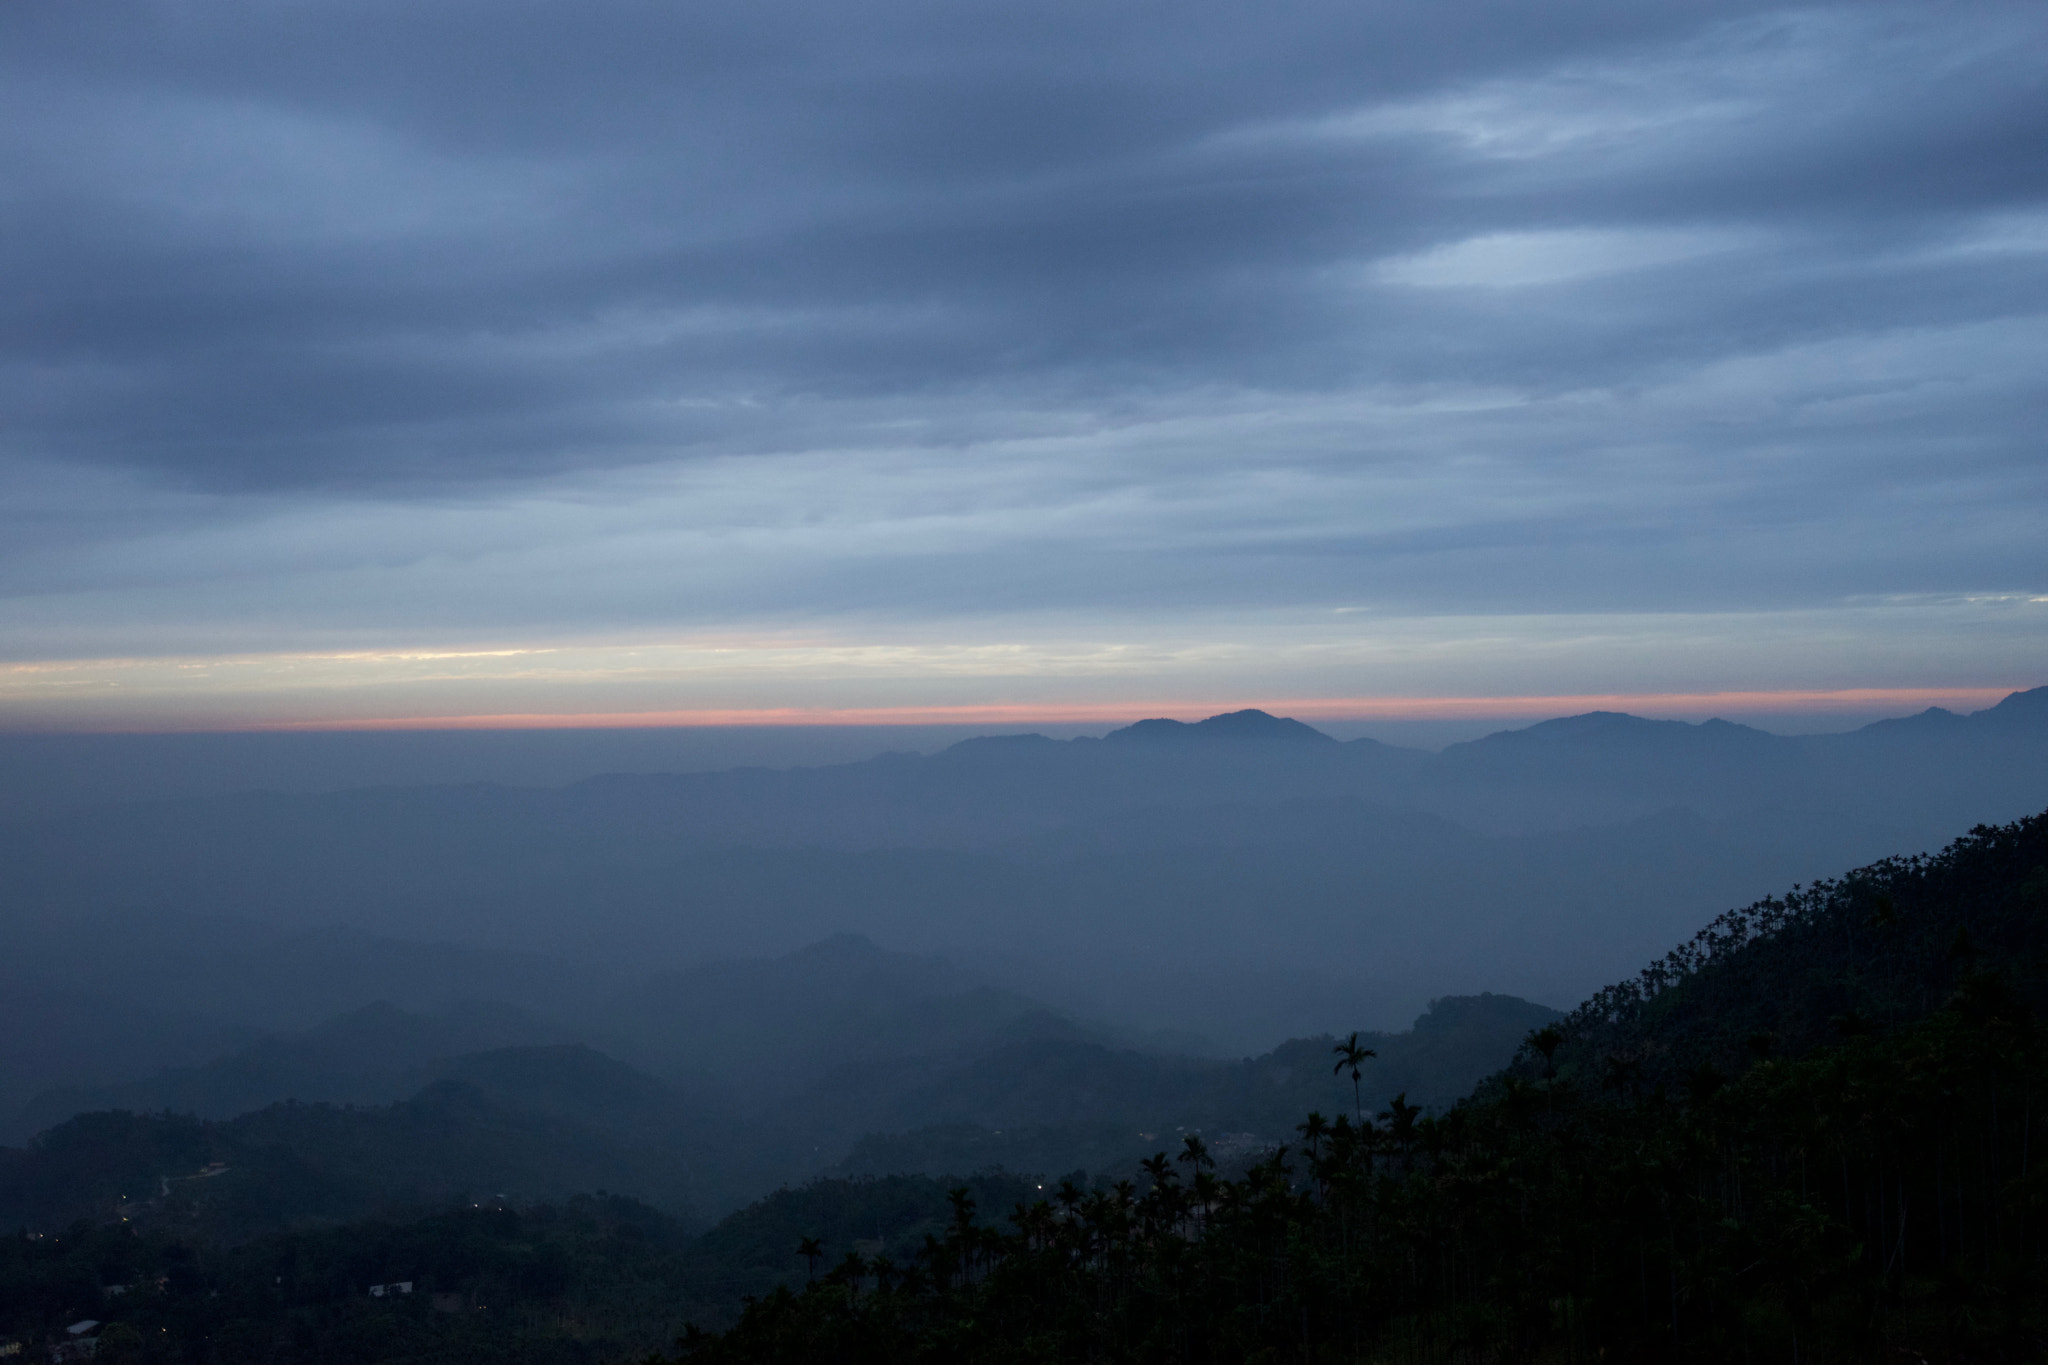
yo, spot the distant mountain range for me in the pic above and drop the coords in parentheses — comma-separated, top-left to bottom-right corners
(0, 962, 1555, 1226)
(2, 687, 2043, 1134)
(13, 999, 572, 1134)
(0, 1063, 715, 1240)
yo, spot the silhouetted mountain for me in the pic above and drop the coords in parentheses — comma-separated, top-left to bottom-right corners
(0, 1035, 799, 1237)
(1103, 708, 1337, 745)
(0, 973, 251, 1139)
(14, 1000, 570, 1139)
(431, 1045, 680, 1132)
(1979, 684, 2048, 725)
(829, 992, 1558, 1179)
(4, 689, 2044, 1098)
(1, 936, 1168, 1210)
(0, 965, 1559, 1227)
(0, 1086, 702, 1241)
(598, 935, 1106, 1102)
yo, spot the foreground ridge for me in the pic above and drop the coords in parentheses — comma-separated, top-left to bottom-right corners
(667, 811, 2048, 1364)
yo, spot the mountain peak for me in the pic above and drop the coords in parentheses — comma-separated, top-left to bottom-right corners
(1455, 711, 1779, 752)
(937, 732, 1060, 760)
(1104, 709, 1335, 745)
(1976, 684, 2048, 725)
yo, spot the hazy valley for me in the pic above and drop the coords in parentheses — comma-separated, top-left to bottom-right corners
(6, 692, 2048, 1360)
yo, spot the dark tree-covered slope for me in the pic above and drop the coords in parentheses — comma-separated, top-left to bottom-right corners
(666, 811, 2048, 1364)
(1550, 809, 2048, 1083)
(824, 992, 1558, 1180)
(7, 815, 2044, 1363)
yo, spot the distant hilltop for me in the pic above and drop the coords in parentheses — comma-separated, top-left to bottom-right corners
(1, 684, 2044, 1069)
(1103, 709, 1337, 745)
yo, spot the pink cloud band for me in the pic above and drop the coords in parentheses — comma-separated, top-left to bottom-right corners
(252, 687, 2018, 731)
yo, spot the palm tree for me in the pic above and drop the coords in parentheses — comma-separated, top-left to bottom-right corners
(796, 1236, 823, 1281)
(1297, 1111, 1330, 1159)
(1379, 1092, 1421, 1169)
(1527, 1025, 1564, 1080)
(1332, 1032, 1377, 1122)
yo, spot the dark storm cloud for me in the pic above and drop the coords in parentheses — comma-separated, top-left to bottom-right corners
(5, 0, 2039, 493)
(0, 0, 2045, 712)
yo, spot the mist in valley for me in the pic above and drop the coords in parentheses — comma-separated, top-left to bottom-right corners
(6, 687, 2045, 1227)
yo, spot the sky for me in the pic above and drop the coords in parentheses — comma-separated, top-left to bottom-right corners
(2, 0, 2044, 732)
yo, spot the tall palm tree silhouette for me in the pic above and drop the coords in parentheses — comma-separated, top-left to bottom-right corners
(1332, 1032, 1377, 1123)
(796, 1236, 823, 1282)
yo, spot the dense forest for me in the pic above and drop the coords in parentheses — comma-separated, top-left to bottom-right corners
(0, 1177, 1041, 1365)
(5, 811, 2045, 1362)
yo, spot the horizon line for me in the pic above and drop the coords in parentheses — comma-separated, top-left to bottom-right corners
(88, 684, 2021, 733)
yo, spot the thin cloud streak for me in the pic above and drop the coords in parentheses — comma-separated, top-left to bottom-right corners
(243, 687, 2019, 733)
(2, 589, 2042, 732)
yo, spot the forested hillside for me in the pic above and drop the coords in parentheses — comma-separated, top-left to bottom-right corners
(669, 812, 2048, 1363)
(0, 994, 1546, 1238)
(7, 814, 2044, 1361)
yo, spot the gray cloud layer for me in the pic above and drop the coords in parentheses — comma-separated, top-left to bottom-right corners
(1, 1, 2044, 704)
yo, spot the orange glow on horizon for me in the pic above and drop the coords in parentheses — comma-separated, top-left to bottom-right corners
(245, 686, 2019, 732)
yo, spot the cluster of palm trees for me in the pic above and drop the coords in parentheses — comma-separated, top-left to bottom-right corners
(690, 975, 2041, 1362)
(696, 1063, 1496, 1365)
(789, 1029, 1403, 1292)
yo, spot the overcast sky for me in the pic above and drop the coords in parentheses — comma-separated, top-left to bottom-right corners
(2, 0, 2044, 729)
